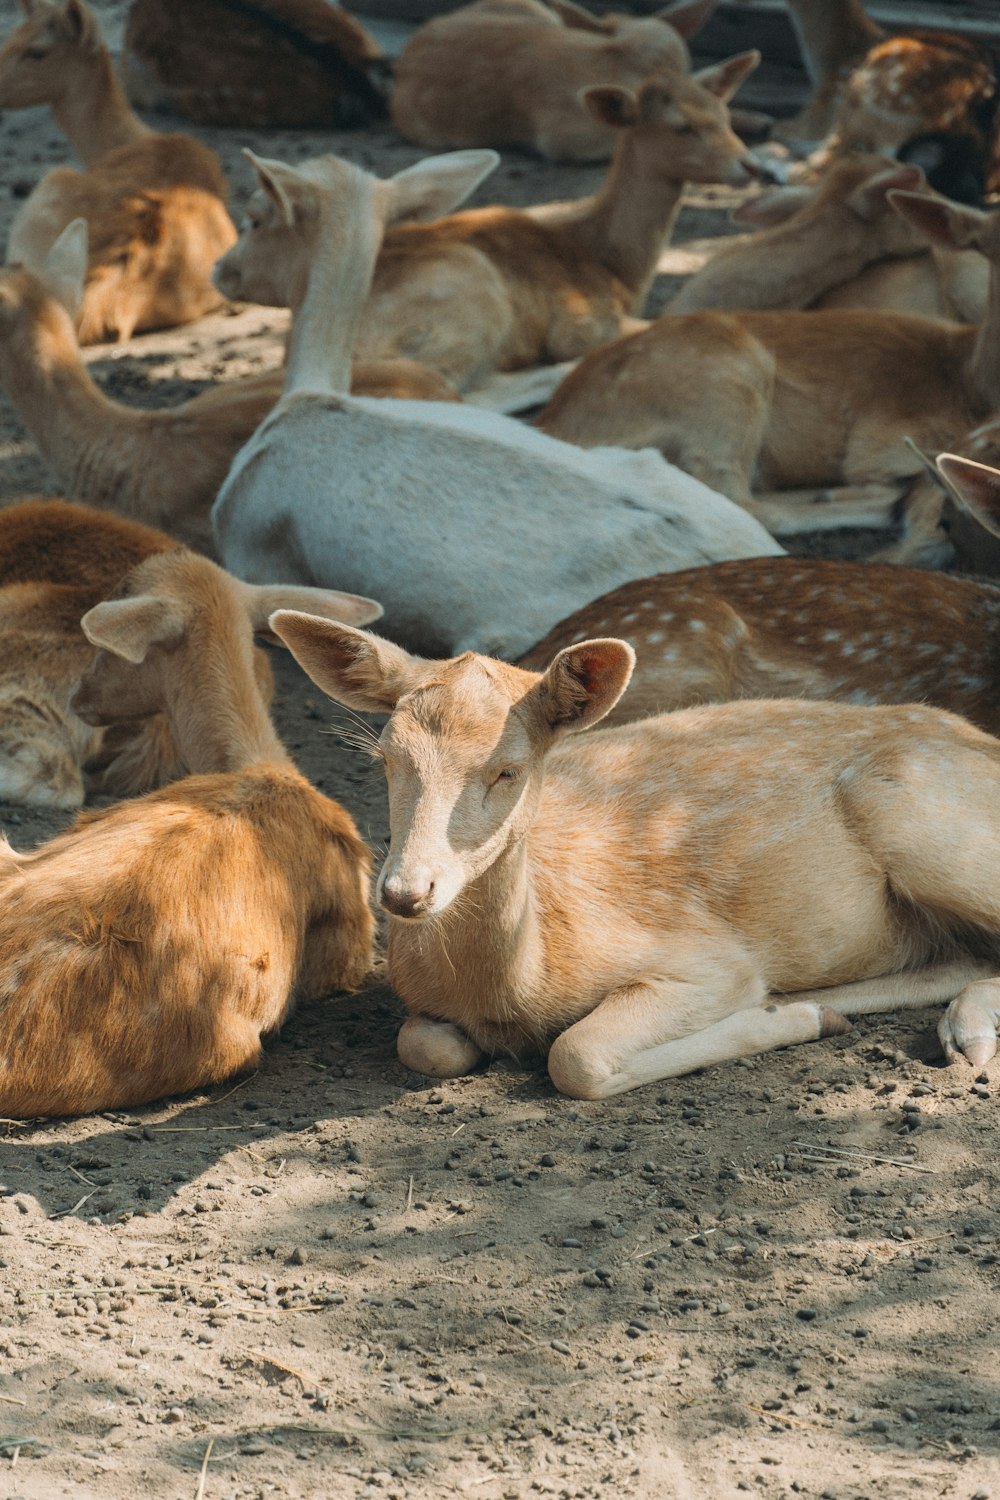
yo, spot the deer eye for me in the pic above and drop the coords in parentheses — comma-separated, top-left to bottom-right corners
(489, 766, 522, 789)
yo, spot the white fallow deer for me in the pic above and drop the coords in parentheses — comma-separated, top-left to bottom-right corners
(358, 54, 761, 386)
(0, 548, 382, 1118)
(539, 188, 1000, 545)
(272, 611, 1000, 1097)
(390, 0, 722, 161)
(0, 221, 465, 556)
(0, 0, 236, 342)
(210, 149, 781, 661)
(676, 158, 987, 322)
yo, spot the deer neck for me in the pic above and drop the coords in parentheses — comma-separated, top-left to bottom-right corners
(283, 183, 385, 397)
(165, 626, 290, 776)
(565, 136, 686, 305)
(51, 46, 148, 166)
(4, 327, 132, 493)
(967, 255, 1000, 413)
(757, 210, 888, 307)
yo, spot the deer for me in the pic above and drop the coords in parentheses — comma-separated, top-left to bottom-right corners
(390, 0, 724, 162)
(0, 547, 382, 1118)
(271, 608, 1000, 1098)
(538, 187, 1000, 546)
(780, 2, 1000, 200)
(122, 0, 390, 129)
(0, 0, 236, 343)
(669, 154, 986, 323)
(210, 147, 782, 663)
(778, 0, 882, 144)
(515, 494, 1000, 734)
(358, 54, 761, 387)
(0, 221, 480, 557)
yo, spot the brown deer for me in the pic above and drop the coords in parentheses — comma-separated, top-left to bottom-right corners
(359, 54, 761, 386)
(122, 0, 390, 129)
(272, 609, 1000, 1097)
(390, 0, 722, 161)
(0, 0, 236, 342)
(0, 548, 381, 1118)
(538, 188, 1000, 545)
(669, 154, 985, 322)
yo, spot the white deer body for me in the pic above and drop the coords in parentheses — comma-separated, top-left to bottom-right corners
(211, 148, 781, 660)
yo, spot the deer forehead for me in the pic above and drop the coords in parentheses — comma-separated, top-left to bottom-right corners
(384, 669, 536, 776)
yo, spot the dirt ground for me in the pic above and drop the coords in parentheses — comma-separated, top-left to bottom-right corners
(0, 5, 998, 1499)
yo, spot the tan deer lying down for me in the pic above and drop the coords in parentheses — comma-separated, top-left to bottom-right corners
(518, 540, 1000, 733)
(123, 0, 390, 129)
(0, 0, 236, 342)
(0, 222, 467, 555)
(273, 613, 1000, 1097)
(0, 499, 177, 810)
(679, 158, 988, 322)
(211, 148, 781, 662)
(539, 188, 1000, 542)
(391, 0, 721, 162)
(359, 55, 759, 386)
(669, 155, 985, 323)
(0, 549, 381, 1118)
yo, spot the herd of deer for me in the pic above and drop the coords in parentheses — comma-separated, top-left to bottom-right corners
(2, 0, 1000, 1117)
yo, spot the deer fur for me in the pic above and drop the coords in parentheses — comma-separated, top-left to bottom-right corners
(358, 55, 760, 386)
(122, 0, 390, 129)
(0, 222, 471, 556)
(518, 548, 1000, 733)
(538, 188, 1000, 543)
(0, 499, 178, 810)
(0, 0, 237, 343)
(778, 0, 883, 143)
(668, 155, 985, 318)
(698, 163, 988, 322)
(273, 611, 1000, 1097)
(390, 0, 722, 162)
(211, 147, 781, 661)
(0, 548, 382, 1118)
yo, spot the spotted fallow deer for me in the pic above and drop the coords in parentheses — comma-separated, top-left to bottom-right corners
(780, 1, 1000, 197)
(0, 0, 236, 342)
(390, 0, 723, 162)
(0, 221, 467, 556)
(210, 148, 781, 662)
(272, 610, 1000, 1097)
(359, 54, 760, 386)
(0, 548, 382, 1118)
(539, 188, 1000, 545)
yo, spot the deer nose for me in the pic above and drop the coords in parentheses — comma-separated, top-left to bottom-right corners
(380, 875, 436, 919)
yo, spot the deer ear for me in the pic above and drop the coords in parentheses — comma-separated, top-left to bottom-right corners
(242, 149, 301, 228)
(936, 453, 1000, 541)
(580, 85, 639, 130)
(731, 183, 813, 227)
(387, 150, 499, 224)
(536, 639, 635, 735)
(657, 0, 719, 42)
(81, 596, 186, 664)
(692, 50, 760, 102)
(550, 0, 613, 34)
(42, 217, 88, 316)
(269, 613, 427, 713)
(241, 582, 383, 642)
(848, 162, 924, 220)
(889, 190, 991, 251)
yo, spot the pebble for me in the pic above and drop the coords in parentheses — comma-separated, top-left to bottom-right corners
(551, 1340, 571, 1356)
(560, 1237, 583, 1249)
(796, 1308, 818, 1321)
(289, 1247, 308, 1265)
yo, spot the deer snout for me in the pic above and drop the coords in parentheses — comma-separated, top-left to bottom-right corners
(212, 253, 241, 299)
(380, 871, 437, 920)
(738, 154, 783, 186)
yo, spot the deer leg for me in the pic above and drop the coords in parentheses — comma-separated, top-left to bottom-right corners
(397, 1014, 484, 1077)
(939, 980, 1000, 1069)
(750, 481, 905, 535)
(547, 974, 848, 1099)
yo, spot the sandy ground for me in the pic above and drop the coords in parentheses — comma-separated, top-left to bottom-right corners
(0, 6, 998, 1499)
